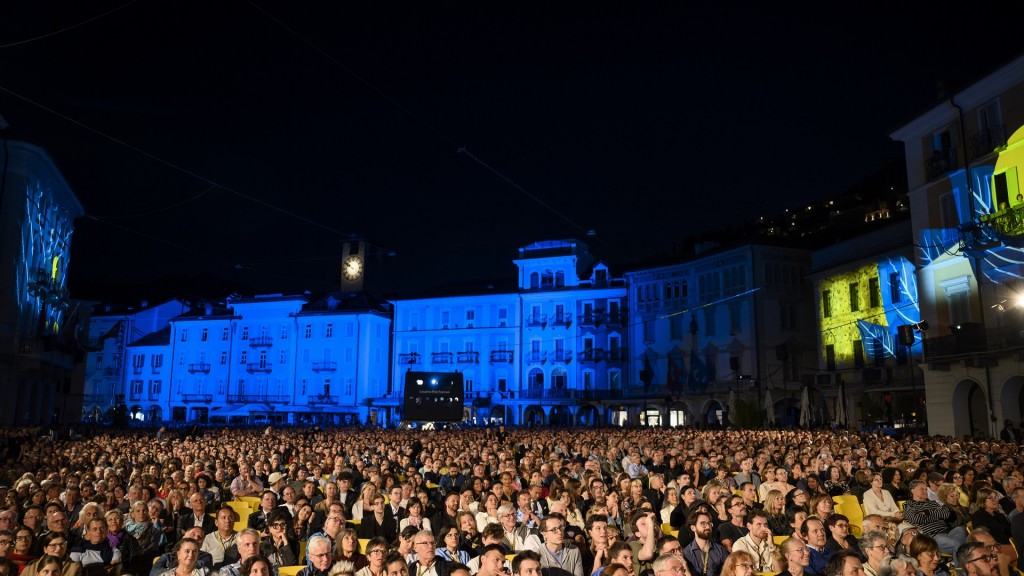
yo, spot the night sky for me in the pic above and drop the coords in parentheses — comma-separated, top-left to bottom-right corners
(2, 2, 1021, 302)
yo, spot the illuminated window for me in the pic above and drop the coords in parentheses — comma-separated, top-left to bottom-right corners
(853, 340, 865, 368)
(890, 273, 902, 303)
(869, 277, 880, 308)
(822, 290, 832, 318)
(941, 276, 972, 326)
(849, 283, 860, 312)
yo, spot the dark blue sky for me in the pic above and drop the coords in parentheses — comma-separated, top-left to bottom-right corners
(2, 1, 1021, 301)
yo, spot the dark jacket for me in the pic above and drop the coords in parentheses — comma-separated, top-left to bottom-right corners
(176, 513, 217, 537)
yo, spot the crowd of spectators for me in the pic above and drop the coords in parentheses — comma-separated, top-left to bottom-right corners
(0, 423, 1022, 576)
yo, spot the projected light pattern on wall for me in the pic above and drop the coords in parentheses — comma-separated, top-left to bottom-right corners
(17, 181, 75, 335)
(820, 257, 920, 367)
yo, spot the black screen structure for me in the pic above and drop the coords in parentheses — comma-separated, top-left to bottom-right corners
(403, 371, 465, 422)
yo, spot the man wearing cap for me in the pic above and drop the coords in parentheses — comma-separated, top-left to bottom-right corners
(266, 472, 287, 500)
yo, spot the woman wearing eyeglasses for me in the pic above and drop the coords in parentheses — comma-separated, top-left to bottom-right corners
(354, 537, 389, 576)
(434, 527, 469, 565)
(720, 550, 756, 576)
(857, 531, 889, 576)
(10, 527, 37, 574)
(908, 535, 949, 576)
(943, 471, 969, 508)
(970, 488, 1016, 560)
(260, 509, 298, 568)
(21, 534, 80, 576)
(774, 537, 810, 576)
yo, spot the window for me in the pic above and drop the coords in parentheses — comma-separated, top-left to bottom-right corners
(133, 355, 145, 369)
(201, 328, 208, 342)
(304, 324, 312, 339)
(152, 354, 163, 368)
(441, 310, 450, 328)
(498, 308, 508, 327)
(240, 350, 247, 364)
(180, 328, 188, 342)
(220, 351, 227, 365)
(151, 380, 162, 395)
(822, 290, 832, 318)
(583, 371, 594, 390)
(222, 327, 229, 341)
(890, 272, 902, 303)
(779, 302, 796, 331)
(279, 350, 287, 364)
(241, 326, 249, 340)
(941, 276, 972, 326)
(940, 192, 960, 229)
(853, 340, 865, 368)
(466, 309, 475, 326)
(326, 323, 333, 338)
(825, 345, 836, 371)
(131, 380, 143, 396)
(849, 283, 860, 312)
(280, 326, 288, 339)
(869, 277, 880, 308)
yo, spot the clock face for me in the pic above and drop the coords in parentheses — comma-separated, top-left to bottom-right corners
(342, 255, 363, 281)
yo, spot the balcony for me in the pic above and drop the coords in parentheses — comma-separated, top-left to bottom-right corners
(527, 351, 546, 364)
(227, 394, 290, 404)
(967, 124, 1006, 162)
(431, 352, 454, 364)
(606, 312, 625, 327)
(923, 323, 1024, 363)
(551, 312, 572, 327)
(579, 348, 606, 362)
(312, 361, 337, 372)
(188, 362, 211, 374)
(527, 314, 547, 328)
(457, 351, 479, 364)
(181, 394, 213, 403)
(579, 311, 607, 327)
(605, 348, 628, 363)
(308, 394, 338, 405)
(489, 350, 514, 364)
(398, 353, 422, 365)
(982, 204, 1024, 237)
(552, 350, 573, 363)
(521, 387, 574, 400)
(926, 147, 959, 181)
(246, 362, 272, 373)
(248, 336, 273, 348)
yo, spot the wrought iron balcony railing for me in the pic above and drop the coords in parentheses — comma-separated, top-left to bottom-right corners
(182, 394, 213, 403)
(489, 350, 514, 364)
(227, 394, 290, 404)
(188, 362, 211, 373)
(312, 361, 337, 372)
(457, 351, 479, 363)
(431, 352, 454, 364)
(246, 362, 272, 373)
(248, 336, 273, 347)
(398, 353, 422, 365)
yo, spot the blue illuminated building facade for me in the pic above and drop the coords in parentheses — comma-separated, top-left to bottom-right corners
(103, 293, 392, 425)
(0, 137, 85, 426)
(387, 240, 627, 427)
(891, 52, 1024, 437)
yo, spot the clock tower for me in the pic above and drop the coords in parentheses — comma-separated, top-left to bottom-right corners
(340, 239, 365, 292)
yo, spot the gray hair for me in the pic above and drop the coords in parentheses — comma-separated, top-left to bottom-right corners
(308, 535, 332, 555)
(858, 530, 887, 553)
(879, 555, 918, 576)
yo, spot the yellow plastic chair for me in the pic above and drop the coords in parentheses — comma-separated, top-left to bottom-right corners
(278, 566, 304, 576)
(239, 496, 261, 511)
(832, 495, 864, 538)
(774, 535, 787, 546)
(359, 539, 370, 553)
(299, 540, 306, 565)
(661, 523, 674, 535)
